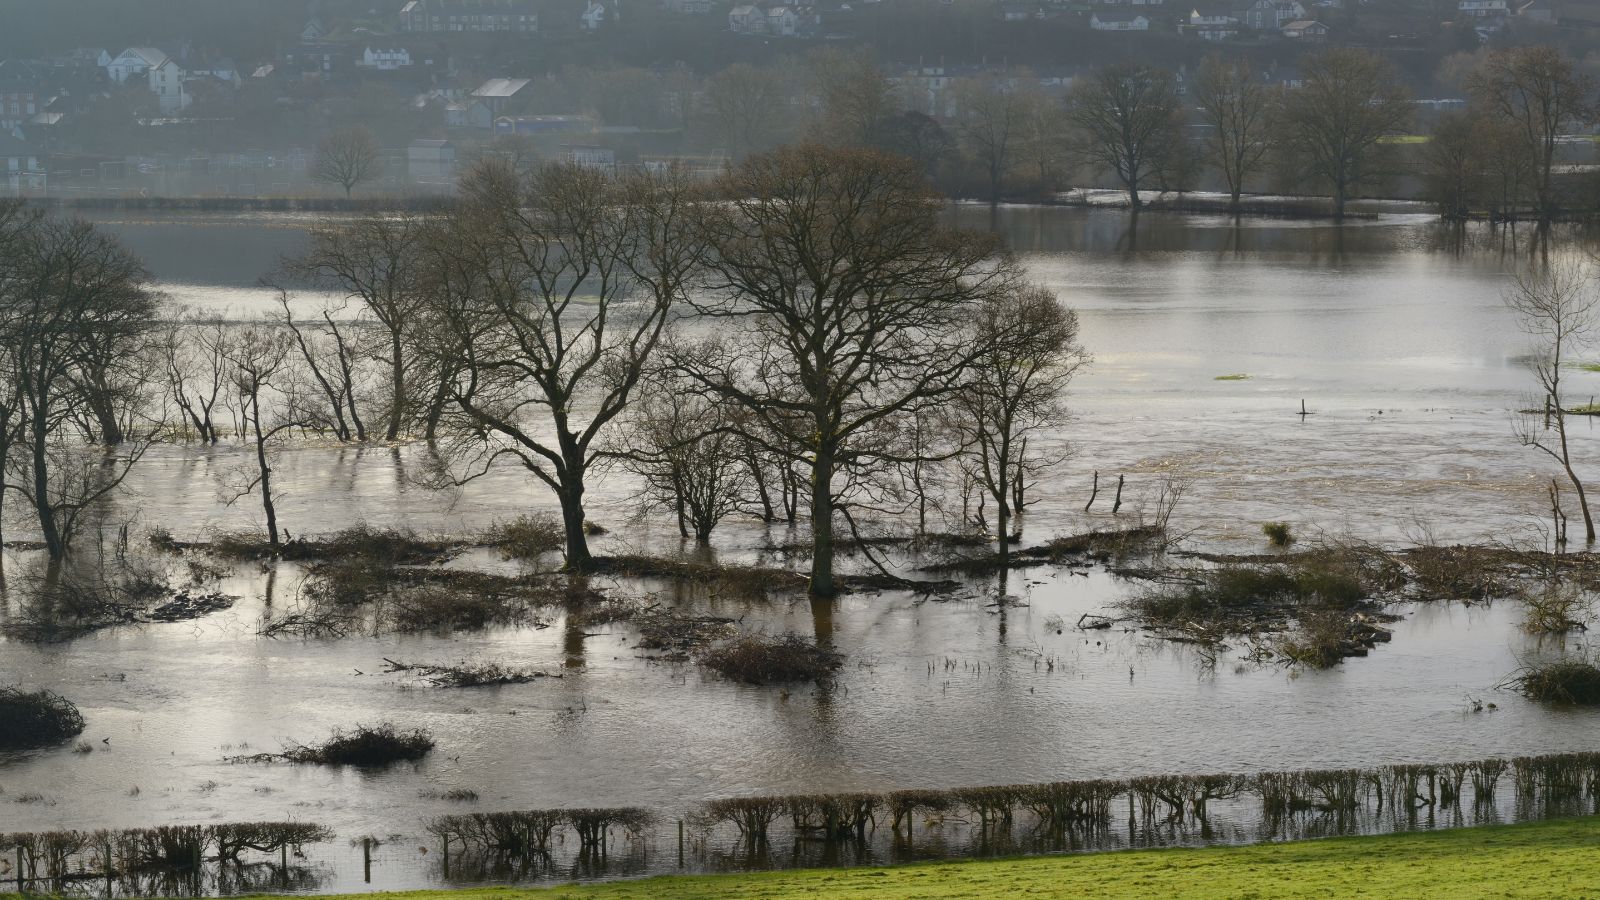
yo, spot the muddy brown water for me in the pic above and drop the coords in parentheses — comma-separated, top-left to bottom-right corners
(0, 204, 1596, 893)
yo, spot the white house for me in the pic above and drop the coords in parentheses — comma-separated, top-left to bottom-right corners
(1090, 11, 1150, 29)
(581, 0, 609, 29)
(360, 47, 413, 70)
(729, 4, 765, 31)
(767, 6, 800, 35)
(148, 58, 189, 112)
(1239, 0, 1304, 29)
(1187, 6, 1239, 38)
(1458, 0, 1508, 16)
(106, 47, 168, 84)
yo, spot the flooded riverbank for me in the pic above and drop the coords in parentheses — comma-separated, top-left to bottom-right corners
(2, 204, 1598, 894)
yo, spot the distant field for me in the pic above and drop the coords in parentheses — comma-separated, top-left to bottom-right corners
(177, 815, 1600, 900)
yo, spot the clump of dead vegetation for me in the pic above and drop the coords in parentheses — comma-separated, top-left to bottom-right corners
(483, 514, 565, 560)
(696, 633, 843, 684)
(1519, 581, 1594, 634)
(229, 723, 434, 766)
(591, 555, 808, 597)
(0, 687, 86, 750)
(1506, 659, 1600, 706)
(210, 523, 461, 564)
(1124, 546, 1400, 667)
(631, 606, 739, 658)
(922, 524, 1169, 576)
(2, 558, 233, 642)
(382, 658, 559, 688)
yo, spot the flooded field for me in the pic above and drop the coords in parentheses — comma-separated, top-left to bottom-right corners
(2, 204, 1598, 894)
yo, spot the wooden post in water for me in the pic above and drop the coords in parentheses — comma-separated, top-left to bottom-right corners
(677, 820, 684, 868)
(105, 839, 114, 893)
(1112, 475, 1124, 514)
(363, 838, 371, 883)
(16, 847, 24, 891)
(1085, 471, 1099, 511)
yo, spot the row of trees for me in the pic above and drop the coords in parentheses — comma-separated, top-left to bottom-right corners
(700, 45, 1595, 223)
(0, 146, 1089, 598)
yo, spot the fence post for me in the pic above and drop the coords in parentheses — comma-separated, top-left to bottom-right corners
(362, 838, 371, 883)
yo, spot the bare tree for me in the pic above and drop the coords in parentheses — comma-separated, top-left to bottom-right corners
(274, 291, 368, 441)
(1067, 63, 1184, 212)
(619, 369, 749, 543)
(1508, 257, 1597, 543)
(1, 218, 159, 558)
(1469, 46, 1596, 223)
(1194, 56, 1275, 211)
(421, 161, 704, 569)
(1421, 111, 1487, 220)
(809, 47, 898, 147)
(159, 309, 235, 444)
(1275, 48, 1411, 221)
(312, 127, 384, 198)
(951, 72, 1029, 205)
(704, 64, 789, 163)
(956, 285, 1086, 555)
(680, 144, 1020, 596)
(222, 323, 304, 549)
(284, 215, 427, 440)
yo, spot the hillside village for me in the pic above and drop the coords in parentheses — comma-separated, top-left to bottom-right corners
(0, 0, 1595, 199)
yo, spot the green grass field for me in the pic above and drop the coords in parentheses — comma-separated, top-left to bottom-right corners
(68, 815, 1589, 900)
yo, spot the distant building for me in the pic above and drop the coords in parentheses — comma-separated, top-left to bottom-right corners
(581, 0, 611, 29)
(0, 131, 43, 195)
(360, 47, 413, 70)
(664, 0, 714, 13)
(562, 144, 615, 173)
(407, 139, 455, 181)
(767, 6, 801, 34)
(0, 61, 41, 134)
(1187, 6, 1240, 38)
(106, 47, 168, 84)
(1457, 0, 1508, 16)
(729, 4, 766, 32)
(467, 77, 531, 128)
(1091, 11, 1151, 29)
(399, 0, 539, 32)
(1239, 0, 1304, 29)
(492, 114, 595, 135)
(1280, 18, 1327, 39)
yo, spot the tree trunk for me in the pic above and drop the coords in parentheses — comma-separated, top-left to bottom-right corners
(809, 447, 835, 597)
(386, 332, 404, 441)
(251, 393, 279, 548)
(32, 414, 62, 559)
(558, 472, 592, 571)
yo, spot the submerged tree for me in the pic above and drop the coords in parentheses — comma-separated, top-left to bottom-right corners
(955, 285, 1086, 554)
(619, 368, 750, 543)
(420, 161, 705, 569)
(222, 323, 303, 548)
(1275, 48, 1411, 221)
(1508, 258, 1597, 544)
(1067, 63, 1184, 212)
(950, 72, 1030, 205)
(0, 218, 159, 558)
(681, 144, 1020, 596)
(283, 214, 428, 441)
(1468, 46, 1596, 223)
(1194, 55, 1275, 212)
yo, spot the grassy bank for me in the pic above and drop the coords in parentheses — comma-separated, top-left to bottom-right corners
(109, 815, 1596, 900)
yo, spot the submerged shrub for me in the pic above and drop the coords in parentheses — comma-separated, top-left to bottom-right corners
(1262, 522, 1295, 548)
(233, 723, 435, 766)
(0, 687, 86, 750)
(696, 633, 843, 684)
(1510, 660, 1600, 706)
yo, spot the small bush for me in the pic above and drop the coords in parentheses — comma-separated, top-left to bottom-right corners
(485, 514, 564, 560)
(0, 687, 86, 749)
(697, 633, 842, 684)
(1521, 582, 1594, 635)
(1510, 660, 1600, 705)
(1262, 522, 1295, 548)
(235, 723, 435, 766)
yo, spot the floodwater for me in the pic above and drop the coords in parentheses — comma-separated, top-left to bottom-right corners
(1, 204, 1598, 893)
